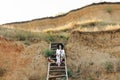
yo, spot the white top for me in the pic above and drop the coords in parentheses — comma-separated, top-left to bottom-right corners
(56, 49, 65, 58)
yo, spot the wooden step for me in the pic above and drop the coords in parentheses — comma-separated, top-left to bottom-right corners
(50, 63, 65, 66)
(50, 69, 65, 71)
(49, 75, 66, 78)
(51, 48, 57, 50)
(50, 72, 66, 76)
(51, 45, 57, 47)
(50, 63, 57, 66)
(50, 70, 65, 72)
(50, 66, 65, 69)
(50, 67, 65, 70)
(51, 43, 61, 50)
(50, 70, 66, 75)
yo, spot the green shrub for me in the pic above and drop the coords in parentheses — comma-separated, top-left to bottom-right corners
(16, 33, 26, 41)
(47, 34, 55, 42)
(89, 61, 94, 65)
(29, 74, 40, 80)
(48, 35, 55, 42)
(104, 61, 113, 72)
(0, 68, 6, 77)
(24, 40, 31, 45)
(15, 31, 39, 41)
(67, 68, 72, 77)
(61, 77, 66, 80)
(106, 6, 112, 13)
(87, 76, 95, 80)
(44, 33, 56, 42)
(60, 35, 69, 41)
(44, 49, 55, 57)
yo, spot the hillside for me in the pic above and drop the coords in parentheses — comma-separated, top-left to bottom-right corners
(0, 2, 120, 80)
(1, 2, 120, 32)
(66, 29, 120, 80)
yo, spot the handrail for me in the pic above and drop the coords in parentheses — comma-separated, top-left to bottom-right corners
(65, 54, 68, 80)
(46, 62, 50, 80)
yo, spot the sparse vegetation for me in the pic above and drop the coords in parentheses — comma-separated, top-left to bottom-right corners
(45, 33, 55, 42)
(16, 31, 40, 41)
(0, 27, 70, 44)
(104, 61, 113, 72)
(89, 61, 94, 65)
(87, 76, 95, 80)
(24, 40, 31, 45)
(29, 74, 40, 80)
(0, 68, 6, 77)
(106, 6, 112, 13)
(16, 32, 26, 41)
(67, 68, 72, 77)
(59, 34, 69, 41)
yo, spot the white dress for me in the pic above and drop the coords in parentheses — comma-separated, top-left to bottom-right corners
(56, 49, 65, 64)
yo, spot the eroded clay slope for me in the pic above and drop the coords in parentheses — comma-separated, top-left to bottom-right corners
(0, 37, 48, 80)
(66, 29, 120, 80)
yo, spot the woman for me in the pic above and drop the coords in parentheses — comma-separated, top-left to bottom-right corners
(56, 44, 65, 66)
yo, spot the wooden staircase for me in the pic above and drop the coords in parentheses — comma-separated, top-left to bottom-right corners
(46, 42, 68, 80)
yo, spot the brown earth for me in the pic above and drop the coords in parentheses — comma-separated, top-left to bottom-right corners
(66, 29, 120, 80)
(0, 36, 49, 80)
(1, 28, 120, 80)
(1, 2, 120, 32)
(0, 36, 24, 71)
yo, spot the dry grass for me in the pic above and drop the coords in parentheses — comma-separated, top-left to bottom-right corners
(76, 24, 120, 32)
(43, 19, 101, 32)
(43, 19, 119, 32)
(0, 26, 69, 44)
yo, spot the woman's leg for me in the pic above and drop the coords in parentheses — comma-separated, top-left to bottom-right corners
(58, 62, 60, 67)
(56, 57, 60, 66)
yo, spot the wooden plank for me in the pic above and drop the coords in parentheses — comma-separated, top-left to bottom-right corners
(51, 45, 57, 47)
(50, 70, 65, 72)
(49, 75, 66, 78)
(50, 73, 66, 76)
(65, 54, 68, 80)
(50, 66, 65, 68)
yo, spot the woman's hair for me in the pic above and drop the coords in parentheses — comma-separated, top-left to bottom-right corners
(57, 43, 64, 49)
